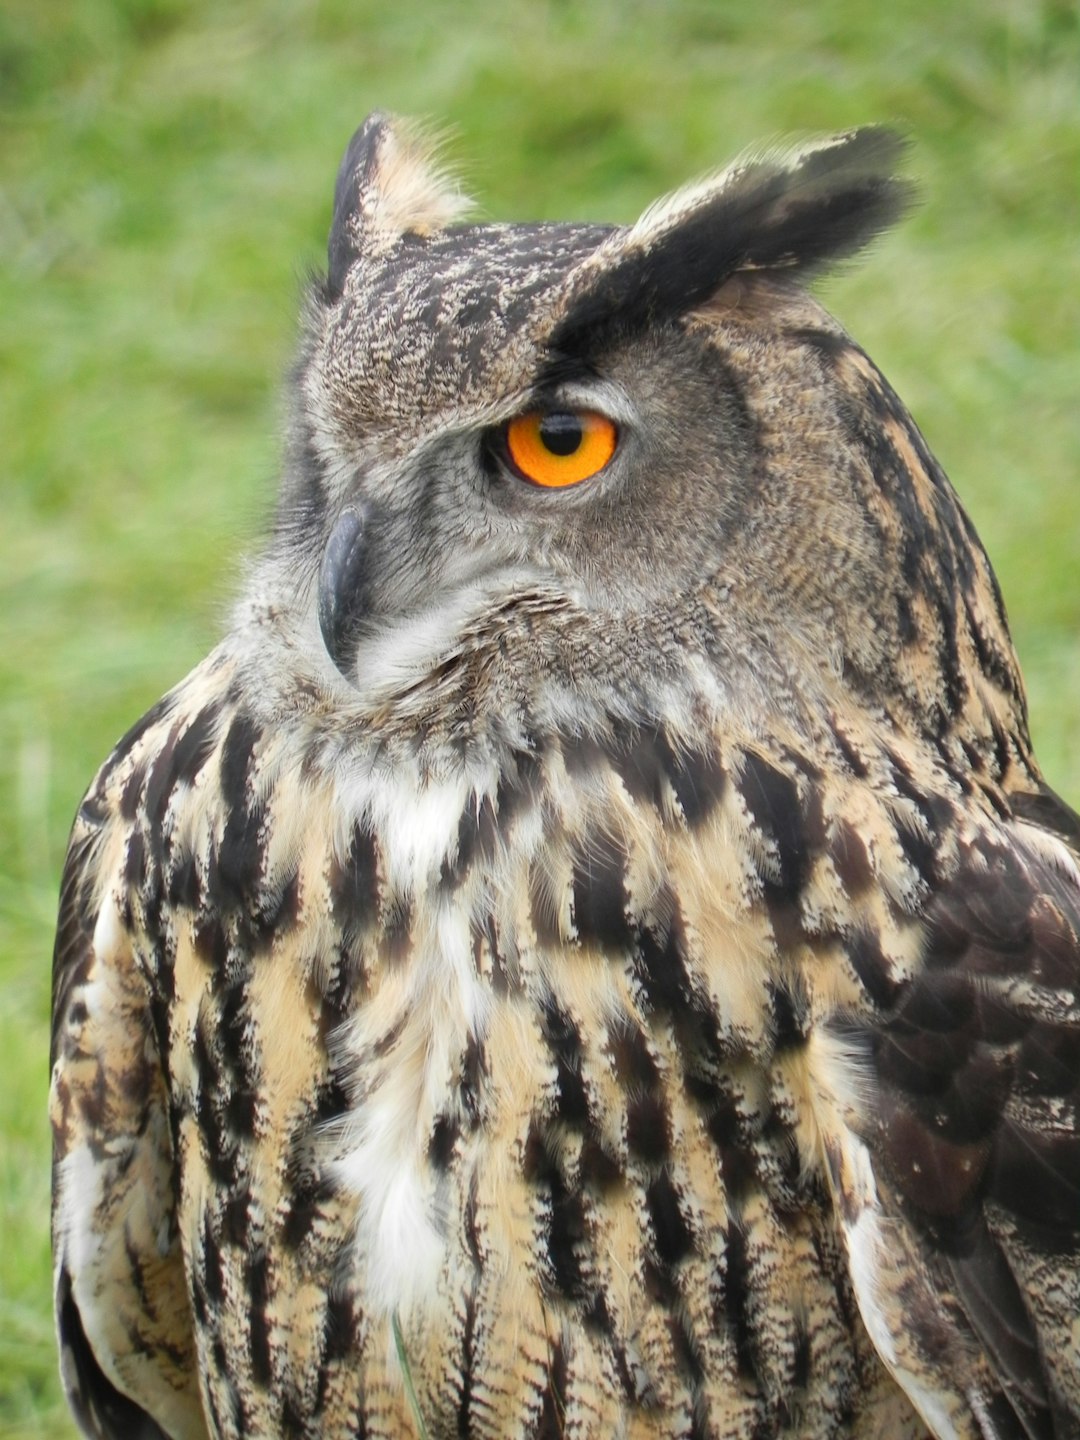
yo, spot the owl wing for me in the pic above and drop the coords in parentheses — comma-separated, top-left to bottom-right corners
(821, 793, 1080, 1440)
(50, 779, 207, 1440)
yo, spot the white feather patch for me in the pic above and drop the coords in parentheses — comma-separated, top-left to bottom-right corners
(330, 767, 494, 1319)
(362, 118, 473, 242)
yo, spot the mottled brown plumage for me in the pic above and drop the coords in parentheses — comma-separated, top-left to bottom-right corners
(51, 115, 1080, 1440)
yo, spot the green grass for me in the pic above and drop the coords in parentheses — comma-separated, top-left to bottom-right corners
(2, 0, 1078, 1431)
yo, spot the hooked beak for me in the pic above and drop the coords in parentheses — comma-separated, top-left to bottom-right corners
(318, 505, 369, 681)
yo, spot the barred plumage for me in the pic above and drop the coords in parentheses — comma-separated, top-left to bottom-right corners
(51, 114, 1080, 1439)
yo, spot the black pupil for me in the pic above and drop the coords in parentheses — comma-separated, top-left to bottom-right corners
(538, 412, 583, 456)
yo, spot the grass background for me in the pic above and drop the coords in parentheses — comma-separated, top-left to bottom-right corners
(2, 1, 1078, 1433)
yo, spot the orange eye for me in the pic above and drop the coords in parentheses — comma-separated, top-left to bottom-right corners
(504, 409, 618, 488)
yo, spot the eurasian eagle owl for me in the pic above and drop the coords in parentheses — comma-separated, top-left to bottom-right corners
(51, 114, 1080, 1440)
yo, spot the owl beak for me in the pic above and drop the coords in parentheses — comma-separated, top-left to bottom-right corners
(318, 505, 369, 681)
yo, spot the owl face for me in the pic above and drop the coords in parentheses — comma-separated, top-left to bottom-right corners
(269, 114, 1020, 753)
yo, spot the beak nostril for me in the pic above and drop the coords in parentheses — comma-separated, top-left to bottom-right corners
(318, 506, 369, 680)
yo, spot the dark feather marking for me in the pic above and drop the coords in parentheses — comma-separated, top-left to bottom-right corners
(329, 822, 378, 936)
(689, 1071, 761, 1203)
(171, 701, 224, 788)
(120, 760, 147, 822)
(311, 1072, 349, 1128)
(166, 848, 200, 910)
(193, 914, 230, 970)
(584, 1293, 648, 1409)
(602, 720, 727, 826)
(460, 1034, 486, 1129)
(142, 727, 181, 853)
(646, 1170, 694, 1266)
(635, 894, 694, 1016)
(281, 1396, 307, 1439)
(604, 722, 672, 810)
(626, 1092, 672, 1165)
(428, 1113, 460, 1170)
(572, 828, 633, 951)
(560, 730, 606, 780)
(124, 826, 147, 893)
(885, 750, 950, 889)
(472, 910, 518, 995)
(281, 1165, 336, 1251)
(225, 1084, 258, 1141)
(737, 751, 808, 896)
(441, 794, 498, 889)
(666, 740, 727, 828)
(768, 976, 810, 1052)
(463, 1173, 482, 1272)
(643, 1255, 679, 1309)
(607, 1017, 662, 1092)
(541, 994, 588, 1127)
(826, 714, 871, 780)
(578, 1135, 623, 1191)
(202, 1214, 225, 1306)
(689, 1399, 712, 1440)
(523, 1122, 588, 1301)
(219, 712, 260, 811)
(218, 974, 251, 1077)
(549, 1176, 588, 1302)
(670, 1311, 706, 1389)
(276, 424, 330, 546)
(537, 1336, 568, 1440)
(247, 1250, 272, 1387)
(720, 1219, 758, 1383)
(382, 890, 413, 961)
(321, 1288, 359, 1367)
(792, 1316, 812, 1391)
(194, 1071, 241, 1190)
(829, 819, 875, 896)
(204, 1364, 227, 1440)
(213, 790, 267, 912)
(252, 865, 301, 942)
(456, 1277, 477, 1439)
(221, 1189, 252, 1249)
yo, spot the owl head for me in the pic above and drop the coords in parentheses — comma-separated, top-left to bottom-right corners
(261, 113, 1026, 766)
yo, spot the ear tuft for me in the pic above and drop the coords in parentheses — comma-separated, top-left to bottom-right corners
(327, 113, 473, 298)
(553, 126, 916, 353)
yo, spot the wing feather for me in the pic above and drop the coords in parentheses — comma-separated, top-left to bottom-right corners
(50, 784, 208, 1440)
(821, 815, 1080, 1439)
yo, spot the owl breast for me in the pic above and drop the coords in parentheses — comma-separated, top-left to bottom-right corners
(192, 688, 928, 1438)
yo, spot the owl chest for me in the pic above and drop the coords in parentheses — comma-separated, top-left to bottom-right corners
(320, 759, 845, 1337)
(150, 728, 907, 1433)
(321, 895, 863, 1435)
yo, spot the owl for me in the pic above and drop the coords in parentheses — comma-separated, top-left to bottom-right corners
(50, 114, 1080, 1440)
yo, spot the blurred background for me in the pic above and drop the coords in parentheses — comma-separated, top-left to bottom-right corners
(1, 1, 1078, 1432)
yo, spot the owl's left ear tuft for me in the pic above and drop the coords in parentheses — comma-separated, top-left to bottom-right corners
(326, 112, 473, 299)
(553, 126, 916, 353)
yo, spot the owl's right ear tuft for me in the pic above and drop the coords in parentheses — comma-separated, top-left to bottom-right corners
(553, 127, 916, 353)
(326, 113, 473, 300)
